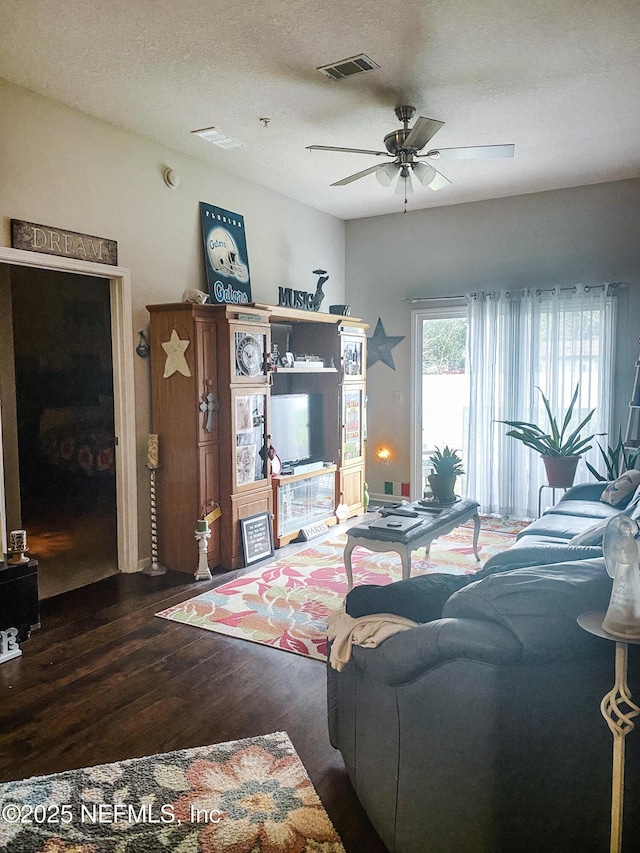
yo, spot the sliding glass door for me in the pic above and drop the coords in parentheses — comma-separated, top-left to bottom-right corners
(411, 303, 469, 500)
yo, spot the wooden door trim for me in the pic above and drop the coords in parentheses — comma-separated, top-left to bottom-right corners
(0, 246, 139, 572)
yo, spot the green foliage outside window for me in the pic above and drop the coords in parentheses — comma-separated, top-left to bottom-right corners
(422, 318, 466, 374)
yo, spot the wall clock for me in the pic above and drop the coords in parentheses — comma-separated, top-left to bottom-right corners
(236, 333, 262, 376)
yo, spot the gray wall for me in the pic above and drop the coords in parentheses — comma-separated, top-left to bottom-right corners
(346, 179, 640, 498)
(0, 79, 346, 562)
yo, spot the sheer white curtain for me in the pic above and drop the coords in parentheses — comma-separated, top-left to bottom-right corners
(465, 286, 616, 518)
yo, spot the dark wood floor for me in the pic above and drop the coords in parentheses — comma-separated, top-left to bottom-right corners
(0, 564, 388, 853)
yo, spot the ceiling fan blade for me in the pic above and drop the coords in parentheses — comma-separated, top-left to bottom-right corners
(402, 117, 444, 152)
(331, 164, 384, 186)
(307, 144, 389, 157)
(427, 168, 452, 191)
(424, 144, 515, 160)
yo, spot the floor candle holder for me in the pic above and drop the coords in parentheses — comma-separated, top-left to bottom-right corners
(144, 434, 167, 576)
(194, 521, 212, 580)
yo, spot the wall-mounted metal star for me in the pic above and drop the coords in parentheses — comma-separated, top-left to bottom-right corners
(162, 329, 191, 378)
(367, 317, 405, 370)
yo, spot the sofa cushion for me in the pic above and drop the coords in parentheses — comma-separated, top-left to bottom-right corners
(516, 513, 603, 541)
(600, 470, 640, 505)
(569, 515, 613, 546)
(443, 558, 612, 661)
(481, 538, 603, 572)
(546, 500, 619, 520)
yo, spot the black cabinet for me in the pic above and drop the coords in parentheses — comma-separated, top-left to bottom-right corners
(0, 559, 40, 642)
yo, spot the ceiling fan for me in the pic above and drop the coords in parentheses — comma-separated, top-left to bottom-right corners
(307, 105, 514, 203)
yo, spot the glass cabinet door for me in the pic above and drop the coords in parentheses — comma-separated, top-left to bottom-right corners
(340, 329, 366, 380)
(341, 383, 366, 465)
(231, 322, 270, 384)
(276, 470, 335, 539)
(232, 389, 269, 490)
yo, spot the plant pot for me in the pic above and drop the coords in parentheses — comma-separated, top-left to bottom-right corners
(428, 474, 458, 505)
(541, 455, 580, 487)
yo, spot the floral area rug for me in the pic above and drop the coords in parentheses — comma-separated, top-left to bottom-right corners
(0, 732, 344, 853)
(156, 519, 526, 661)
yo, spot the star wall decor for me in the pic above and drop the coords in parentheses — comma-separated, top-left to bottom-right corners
(162, 329, 191, 378)
(367, 317, 405, 370)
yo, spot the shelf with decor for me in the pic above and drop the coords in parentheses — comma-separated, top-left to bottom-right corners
(266, 309, 368, 522)
(273, 366, 338, 374)
(624, 359, 640, 449)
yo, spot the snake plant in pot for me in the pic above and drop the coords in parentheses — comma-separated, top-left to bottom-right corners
(427, 446, 465, 504)
(497, 384, 600, 487)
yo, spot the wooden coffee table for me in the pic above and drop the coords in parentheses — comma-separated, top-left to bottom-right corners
(344, 498, 481, 590)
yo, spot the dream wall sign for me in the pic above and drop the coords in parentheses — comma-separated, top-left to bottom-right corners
(11, 219, 118, 265)
(200, 203, 252, 305)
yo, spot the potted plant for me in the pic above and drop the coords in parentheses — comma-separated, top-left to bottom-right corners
(497, 384, 600, 487)
(427, 446, 465, 504)
(585, 428, 640, 481)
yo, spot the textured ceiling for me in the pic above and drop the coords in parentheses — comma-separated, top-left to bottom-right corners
(1, 0, 639, 220)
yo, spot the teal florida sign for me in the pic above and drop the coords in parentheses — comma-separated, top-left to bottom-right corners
(200, 202, 252, 304)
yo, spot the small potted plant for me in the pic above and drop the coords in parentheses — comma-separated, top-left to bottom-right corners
(497, 384, 600, 487)
(427, 446, 465, 505)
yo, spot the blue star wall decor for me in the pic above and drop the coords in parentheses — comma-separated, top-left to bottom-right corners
(367, 317, 405, 370)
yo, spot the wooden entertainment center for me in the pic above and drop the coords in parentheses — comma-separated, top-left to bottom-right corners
(147, 302, 367, 573)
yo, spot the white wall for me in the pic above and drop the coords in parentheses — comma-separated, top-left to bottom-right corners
(0, 79, 345, 560)
(346, 179, 640, 498)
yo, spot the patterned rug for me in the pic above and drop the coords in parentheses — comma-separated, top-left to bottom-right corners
(156, 520, 526, 661)
(0, 732, 344, 853)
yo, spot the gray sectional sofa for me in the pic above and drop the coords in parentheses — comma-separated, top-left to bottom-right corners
(327, 482, 640, 853)
(480, 481, 617, 573)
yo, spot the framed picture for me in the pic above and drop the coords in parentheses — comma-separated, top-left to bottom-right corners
(240, 511, 274, 566)
(282, 352, 294, 368)
(236, 444, 257, 486)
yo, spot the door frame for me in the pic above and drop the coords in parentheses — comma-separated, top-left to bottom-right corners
(410, 300, 467, 500)
(0, 246, 138, 572)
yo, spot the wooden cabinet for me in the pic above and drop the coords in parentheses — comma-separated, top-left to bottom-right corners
(260, 305, 368, 523)
(148, 303, 272, 572)
(148, 302, 367, 572)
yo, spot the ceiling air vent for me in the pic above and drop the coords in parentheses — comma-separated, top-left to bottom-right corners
(191, 126, 246, 150)
(317, 54, 380, 80)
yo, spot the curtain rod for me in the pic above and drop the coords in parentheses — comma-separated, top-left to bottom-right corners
(405, 283, 622, 303)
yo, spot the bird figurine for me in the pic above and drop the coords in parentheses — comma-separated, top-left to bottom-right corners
(311, 269, 329, 311)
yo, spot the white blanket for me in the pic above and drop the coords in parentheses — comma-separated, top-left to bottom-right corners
(327, 610, 418, 671)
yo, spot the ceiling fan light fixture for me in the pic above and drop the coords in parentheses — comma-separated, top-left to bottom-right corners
(395, 172, 413, 196)
(376, 163, 397, 187)
(413, 162, 437, 186)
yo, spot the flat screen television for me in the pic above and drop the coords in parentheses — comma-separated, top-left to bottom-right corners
(269, 393, 323, 468)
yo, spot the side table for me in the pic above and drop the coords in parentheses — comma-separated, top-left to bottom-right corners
(538, 484, 569, 517)
(0, 558, 40, 642)
(577, 612, 640, 853)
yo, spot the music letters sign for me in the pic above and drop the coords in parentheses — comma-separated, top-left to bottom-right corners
(11, 219, 118, 266)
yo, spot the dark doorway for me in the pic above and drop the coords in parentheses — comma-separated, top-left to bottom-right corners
(10, 267, 118, 598)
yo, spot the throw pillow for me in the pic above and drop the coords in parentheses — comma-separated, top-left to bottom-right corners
(569, 515, 615, 547)
(600, 470, 640, 506)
